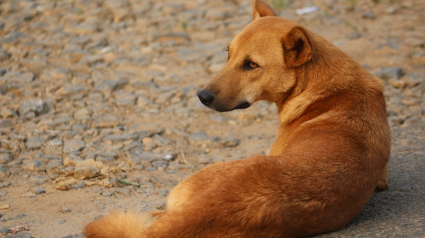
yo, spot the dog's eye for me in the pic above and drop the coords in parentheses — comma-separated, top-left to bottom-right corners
(249, 62, 258, 68)
(242, 59, 259, 71)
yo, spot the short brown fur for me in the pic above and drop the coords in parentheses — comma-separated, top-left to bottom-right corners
(84, 1, 391, 237)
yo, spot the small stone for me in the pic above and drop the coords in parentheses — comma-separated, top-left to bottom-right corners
(0, 182, 11, 188)
(63, 140, 86, 153)
(0, 191, 7, 197)
(151, 134, 169, 147)
(18, 99, 49, 116)
(60, 207, 71, 213)
(0, 153, 12, 164)
(0, 165, 11, 178)
(101, 191, 114, 197)
(158, 189, 169, 197)
(0, 203, 9, 210)
(95, 79, 128, 92)
(152, 161, 169, 169)
(362, 11, 376, 19)
(72, 180, 85, 189)
(26, 136, 44, 150)
(46, 160, 64, 175)
(374, 67, 404, 80)
(347, 32, 362, 40)
(21, 159, 46, 171)
(222, 134, 240, 147)
(188, 132, 211, 143)
(74, 166, 99, 180)
(116, 188, 131, 196)
(34, 187, 46, 194)
(1, 32, 27, 43)
(104, 134, 137, 142)
(0, 120, 13, 128)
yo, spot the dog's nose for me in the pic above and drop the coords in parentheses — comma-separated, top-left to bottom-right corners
(197, 90, 215, 105)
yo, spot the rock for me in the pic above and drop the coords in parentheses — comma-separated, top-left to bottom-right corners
(63, 154, 82, 167)
(18, 99, 49, 116)
(34, 187, 46, 194)
(1, 32, 27, 44)
(46, 160, 64, 175)
(72, 180, 85, 189)
(101, 191, 114, 197)
(205, 8, 229, 20)
(63, 140, 86, 153)
(153, 32, 190, 43)
(0, 120, 13, 128)
(116, 188, 131, 196)
(0, 153, 12, 164)
(0, 182, 11, 188)
(26, 136, 44, 150)
(0, 191, 7, 197)
(0, 165, 11, 178)
(73, 166, 99, 180)
(158, 189, 169, 197)
(95, 79, 128, 92)
(362, 11, 376, 19)
(374, 67, 404, 80)
(188, 131, 212, 143)
(60, 207, 71, 213)
(104, 134, 138, 142)
(0, 203, 9, 210)
(21, 159, 46, 171)
(222, 134, 240, 147)
(152, 161, 169, 169)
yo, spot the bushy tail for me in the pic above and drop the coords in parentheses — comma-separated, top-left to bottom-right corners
(84, 211, 149, 238)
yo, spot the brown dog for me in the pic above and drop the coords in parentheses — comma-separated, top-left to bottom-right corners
(84, 0, 391, 237)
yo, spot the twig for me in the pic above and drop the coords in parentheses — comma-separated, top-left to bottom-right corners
(10, 224, 29, 234)
(117, 179, 143, 187)
(181, 152, 197, 173)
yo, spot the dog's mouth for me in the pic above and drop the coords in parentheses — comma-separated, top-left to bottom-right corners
(233, 101, 251, 110)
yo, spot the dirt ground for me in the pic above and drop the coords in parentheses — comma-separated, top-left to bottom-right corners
(0, 0, 424, 237)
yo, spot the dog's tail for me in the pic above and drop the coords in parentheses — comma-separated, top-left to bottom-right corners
(84, 210, 149, 238)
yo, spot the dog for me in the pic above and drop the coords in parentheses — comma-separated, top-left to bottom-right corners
(83, 0, 391, 237)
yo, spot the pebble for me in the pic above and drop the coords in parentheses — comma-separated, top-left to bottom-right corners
(0, 165, 11, 178)
(0, 203, 10, 210)
(374, 67, 404, 80)
(34, 187, 46, 194)
(72, 180, 85, 190)
(0, 154, 12, 164)
(362, 11, 377, 19)
(21, 159, 46, 171)
(0, 191, 7, 197)
(73, 166, 99, 180)
(188, 132, 212, 143)
(63, 140, 86, 154)
(26, 136, 44, 150)
(18, 99, 49, 117)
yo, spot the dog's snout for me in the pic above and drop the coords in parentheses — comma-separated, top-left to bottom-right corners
(198, 90, 215, 105)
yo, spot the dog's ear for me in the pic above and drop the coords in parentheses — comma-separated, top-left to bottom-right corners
(282, 26, 314, 68)
(253, 0, 277, 20)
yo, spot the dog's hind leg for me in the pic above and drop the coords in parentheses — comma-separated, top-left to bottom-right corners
(375, 165, 389, 191)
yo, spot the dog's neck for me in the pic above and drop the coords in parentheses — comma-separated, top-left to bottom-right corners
(276, 33, 364, 129)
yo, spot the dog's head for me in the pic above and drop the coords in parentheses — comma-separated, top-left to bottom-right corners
(198, 0, 314, 112)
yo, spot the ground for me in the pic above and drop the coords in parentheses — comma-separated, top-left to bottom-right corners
(0, 0, 424, 237)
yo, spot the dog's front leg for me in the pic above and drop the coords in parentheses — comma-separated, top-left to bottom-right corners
(375, 165, 389, 191)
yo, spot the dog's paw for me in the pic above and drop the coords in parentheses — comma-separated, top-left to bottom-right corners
(375, 180, 389, 191)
